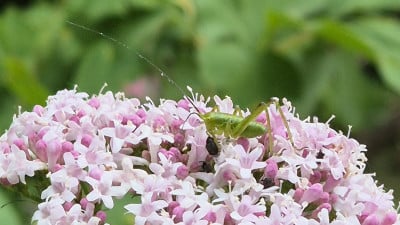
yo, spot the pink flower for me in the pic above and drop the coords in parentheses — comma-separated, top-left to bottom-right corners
(125, 192, 169, 225)
(100, 121, 140, 153)
(230, 195, 266, 222)
(85, 171, 125, 208)
(5, 144, 45, 184)
(225, 145, 266, 179)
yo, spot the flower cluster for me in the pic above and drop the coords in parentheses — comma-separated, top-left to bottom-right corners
(0, 87, 398, 225)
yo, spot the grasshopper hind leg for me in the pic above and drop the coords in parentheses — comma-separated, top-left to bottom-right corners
(265, 98, 295, 155)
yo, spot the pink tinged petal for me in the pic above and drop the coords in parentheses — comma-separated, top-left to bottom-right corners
(382, 211, 397, 225)
(312, 203, 332, 218)
(203, 211, 217, 223)
(35, 139, 48, 162)
(89, 167, 103, 180)
(293, 188, 304, 202)
(323, 174, 341, 192)
(362, 202, 378, 216)
(300, 183, 324, 204)
(309, 170, 322, 184)
(362, 215, 379, 225)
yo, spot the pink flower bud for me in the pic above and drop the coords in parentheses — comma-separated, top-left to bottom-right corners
(96, 211, 107, 223)
(62, 141, 74, 153)
(153, 116, 166, 129)
(81, 134, 92, 147)
(13, 139, 26, 150)
(309, 170, 321, 183)
(176, 165, 189, 179)
(89, 167, 103, 180)
(265, 159, 278, 179)
(35, 139, 48, 162)
(300, 183, 324, 204)
(362, 215, 379, 225)
(172, 206, 184, 223)
(177, 99, 190, 111)
(168, 201, 179, 215)
(237, 138, 249, 151)
(204, 211, 217, 223)
(136, 109, 146, 118)
(33, 105, 44, 115)
(323, 174, 341, 192)
(47, 140, 62, 172)
(63, 201, 73, 211)
(382, 211, 397, 225)
(80, 198, 89, 209)
(123, 114, 142, 126)
(293, 188, 304, 202)
(224, 213, 235, 225)
(88, 97, 100, 109)
(171, 119, 183, 131)
(256, 112, 266, 123)
(69, 115, 80, 124)
(311, 203, 331, 218)
(173, 133, 185, 147)
(53, 164, 63, 172)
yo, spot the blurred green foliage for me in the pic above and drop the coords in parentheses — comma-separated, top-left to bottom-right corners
(1, 0, 400, 224)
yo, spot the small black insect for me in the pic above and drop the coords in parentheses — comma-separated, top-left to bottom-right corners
(201, 161, 213, 173)
(261, 177, 275, 189)
(206, 136, 219, 155)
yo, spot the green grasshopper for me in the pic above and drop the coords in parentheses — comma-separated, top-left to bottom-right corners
(66, 21, 293, 156)
(159, 72, 293, 156)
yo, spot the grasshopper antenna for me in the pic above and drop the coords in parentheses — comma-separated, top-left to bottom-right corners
(66, 20, 202, 113)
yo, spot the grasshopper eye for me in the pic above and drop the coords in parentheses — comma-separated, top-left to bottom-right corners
(206, 136, 219, 155)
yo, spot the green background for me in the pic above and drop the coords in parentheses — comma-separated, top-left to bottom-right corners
(1, 0, 400, 224)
